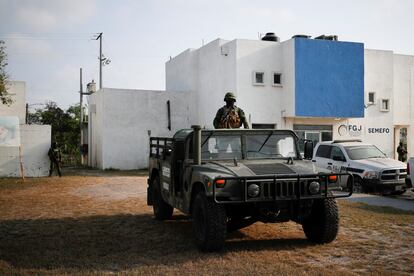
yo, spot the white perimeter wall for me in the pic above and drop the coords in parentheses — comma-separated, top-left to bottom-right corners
(0, 124, 51, 177)
(0, 81, 26, 123)
(88, 88, 193, 170)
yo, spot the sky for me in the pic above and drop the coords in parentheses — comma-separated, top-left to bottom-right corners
(0, 0, 414, 109)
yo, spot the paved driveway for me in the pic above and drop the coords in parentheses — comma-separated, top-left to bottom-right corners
(343, 190, 414, 212)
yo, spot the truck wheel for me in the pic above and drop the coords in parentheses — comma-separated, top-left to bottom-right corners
(152, 176, 173, 220)
(192, 192, 226, 251)
(352, 177, 365, 193)
(302, 197, 339, 244)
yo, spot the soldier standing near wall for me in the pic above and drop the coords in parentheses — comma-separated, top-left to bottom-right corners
(213, 92, 249, 129)
(397, 142, 407, 162)
(48, 142, 62, 177)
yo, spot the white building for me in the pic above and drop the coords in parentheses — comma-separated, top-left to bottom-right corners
(0, 81, 51, 177)
(88, 34, 414, 170)
(88, 89, 192, 169)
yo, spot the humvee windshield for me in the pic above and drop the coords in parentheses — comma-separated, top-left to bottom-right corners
(201, 132, 297, 160)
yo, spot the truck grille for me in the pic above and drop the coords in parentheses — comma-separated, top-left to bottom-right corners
(249, 178, 318, 199)
(381, 169, 407, 181)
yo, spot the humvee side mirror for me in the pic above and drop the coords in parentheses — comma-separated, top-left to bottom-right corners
(304, 140, 314, 160)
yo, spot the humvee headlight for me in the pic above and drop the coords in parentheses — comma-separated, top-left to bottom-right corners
(309, 181, 320, 195)
(248, 184, 260, 197)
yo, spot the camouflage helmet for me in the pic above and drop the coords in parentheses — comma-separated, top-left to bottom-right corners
(224, 92, 236, 101)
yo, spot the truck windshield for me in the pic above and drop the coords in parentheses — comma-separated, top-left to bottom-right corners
(201, 135, 242, 160)
(345, 145, 386, 160)
(246, 134, 297, 159)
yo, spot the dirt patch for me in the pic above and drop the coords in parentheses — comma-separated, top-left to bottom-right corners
(73, 177, 147, 201)
(0, 175, 413, 275)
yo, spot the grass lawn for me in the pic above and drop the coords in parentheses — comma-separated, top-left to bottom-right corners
(0, 174, 413, 275)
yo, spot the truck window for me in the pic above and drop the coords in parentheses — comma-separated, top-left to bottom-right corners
(201, 135, 242, 160)
(344, 145, 386, 160)
(246, 134, 296, 159)
(315, 145, 331, 158)
(330, 146, 345, 161)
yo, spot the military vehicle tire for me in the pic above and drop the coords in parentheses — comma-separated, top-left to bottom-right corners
(302, 197, 339, 244)
(352, 177, 366, 193)
(192, 192, 226, 251)
(152, 176, 173, 220)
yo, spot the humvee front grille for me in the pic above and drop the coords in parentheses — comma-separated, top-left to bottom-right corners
(254, 179, 315, 199)
(212, 173, 353, 203)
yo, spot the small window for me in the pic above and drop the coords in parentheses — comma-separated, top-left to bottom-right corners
(315, 145, 331, 158)
(272, 73, 282, 86)
(330, 146, 346, 161)
(253, 71, 265, 85)
(380, 99, 390, 112)
(368, 92, 375, 105)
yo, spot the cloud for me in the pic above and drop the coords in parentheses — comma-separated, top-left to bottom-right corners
(6, 34, 53, 56)
(11, 0, 97, 31)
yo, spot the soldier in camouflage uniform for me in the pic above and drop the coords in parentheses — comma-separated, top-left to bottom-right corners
(48, 142, 62, 177)
(213, 92, 249, 129)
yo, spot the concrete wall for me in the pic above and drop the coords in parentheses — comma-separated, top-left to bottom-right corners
(88, 89, 104, 168)
(166, 38, 296, 128)
(236, 39, 285, 127)
(339, 50, 395, 157)
(88, 88, 192, 170)
(196, 39, 237, 128)
(393, 54, 414, 157)
(0, 124, 51, 177)
(295, 38, 364, 118)
(0, 81, 26, 123)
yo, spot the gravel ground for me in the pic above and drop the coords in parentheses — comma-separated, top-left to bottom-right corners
(71, 174, 414, 212)
(73, 176, 147, 201)
(1, 173, 413, 275)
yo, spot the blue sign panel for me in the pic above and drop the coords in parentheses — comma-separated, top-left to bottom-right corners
(295, 38, 364, 118)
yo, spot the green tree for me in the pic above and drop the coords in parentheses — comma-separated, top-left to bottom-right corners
(28, 101, 81, 163)
(0, 40, 12, 105)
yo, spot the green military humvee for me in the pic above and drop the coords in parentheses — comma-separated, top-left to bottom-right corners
(147, 126, 353, 251)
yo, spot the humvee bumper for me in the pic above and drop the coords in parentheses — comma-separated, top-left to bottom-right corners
(212, 173, 353, 204)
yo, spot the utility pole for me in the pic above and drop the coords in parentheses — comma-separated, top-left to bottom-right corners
(79, 68, 84, 165)
(80, 68, 83, 141)
(96, 32, 103, 89)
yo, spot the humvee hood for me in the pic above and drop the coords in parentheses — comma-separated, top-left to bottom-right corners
(202, 160, 319, 178)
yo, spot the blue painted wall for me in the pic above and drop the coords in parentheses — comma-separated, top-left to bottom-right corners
(295, 38, 364, 117)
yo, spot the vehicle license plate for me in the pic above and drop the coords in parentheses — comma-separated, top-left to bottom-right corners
(395, 185, 403, 191)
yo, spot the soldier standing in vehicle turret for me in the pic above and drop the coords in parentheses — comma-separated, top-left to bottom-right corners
(48, 142, 62, 177)
(213, 92, 249, 129)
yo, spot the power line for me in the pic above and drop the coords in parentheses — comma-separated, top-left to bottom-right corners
(0, 32, 97, 41)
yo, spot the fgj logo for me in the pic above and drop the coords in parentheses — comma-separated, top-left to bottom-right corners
(338, 124, 363, 137)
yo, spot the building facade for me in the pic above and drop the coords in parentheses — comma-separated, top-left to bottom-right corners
(88, 35, 414, 169)
(0, 81, 51, 177)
